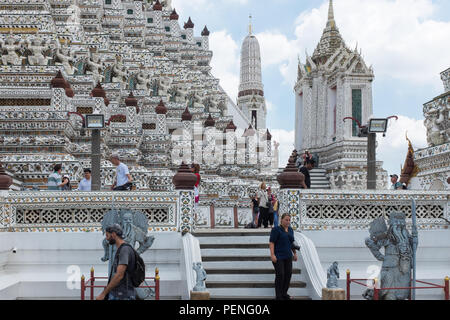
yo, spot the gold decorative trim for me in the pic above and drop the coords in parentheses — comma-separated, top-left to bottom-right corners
(0, 27, 39, 34)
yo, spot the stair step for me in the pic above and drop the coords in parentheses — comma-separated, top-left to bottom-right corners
(207, 273, 302, 282)
(203, 256, 270, 262)
(201, 249, 269, 256)
(197, 235, 269, 245)
(204, 260, 285, 269)
(201, 243, 269, 249)
(194, 231, 271, 237)
(206, 281, 307, 289)
(207, 287, 309, 298)
(205, 268, 301, 275)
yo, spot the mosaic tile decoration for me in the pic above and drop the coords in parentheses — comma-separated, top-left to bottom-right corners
(0, 191, 179, 232)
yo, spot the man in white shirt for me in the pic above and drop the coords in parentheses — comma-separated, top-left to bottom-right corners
(110, 154, 133, 191)
(77, 169, 92, 191)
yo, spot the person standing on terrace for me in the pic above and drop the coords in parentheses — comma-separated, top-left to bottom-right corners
(110, 154, 133, 191)
(47, 164, 69, 191)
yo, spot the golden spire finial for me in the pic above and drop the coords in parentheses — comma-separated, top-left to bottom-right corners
(327, 0, 336, 29)
(328, 0, 335, 21)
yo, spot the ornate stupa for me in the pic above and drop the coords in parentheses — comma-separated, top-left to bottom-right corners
(237, 15, 267, 131)
(294, 0, 387, 190)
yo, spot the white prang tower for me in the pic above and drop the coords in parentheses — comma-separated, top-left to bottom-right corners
(294, 0, 387, 190)
(237, 15, 267, 131)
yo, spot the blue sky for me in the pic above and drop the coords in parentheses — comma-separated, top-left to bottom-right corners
(172, 0, 450, 177)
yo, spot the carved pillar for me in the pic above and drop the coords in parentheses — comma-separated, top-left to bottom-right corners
(173, 162, 197, 234)
(225, 121, 237, 165)
(201, 26, 210, 50)
(277, 153, 305, 231)
(170, 9, 180, 37)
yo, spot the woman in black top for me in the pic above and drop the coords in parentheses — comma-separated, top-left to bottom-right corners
(269, 213, 298, 300)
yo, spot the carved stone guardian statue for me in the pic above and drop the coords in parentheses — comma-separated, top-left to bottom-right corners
(364, 213, 418, 300)
(192, 262, 207, 292)
(326, 261, 340, 289)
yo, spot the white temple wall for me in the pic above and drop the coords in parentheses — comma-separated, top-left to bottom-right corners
(336, 78, 345, 141)
(304, 229, 450, 300)
(225, 97, 251, 129)
(326, 86, 337, 143)
(343, 81, 354, 139)
(0, 232, 185, 300)
(316, 76, 325, 147)
(295, 92, 303, 151)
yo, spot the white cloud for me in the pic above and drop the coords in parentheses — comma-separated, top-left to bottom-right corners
(266, 100, 275, 111)
(294, 0, 450, 89)
(377, 115, 427, 175)
(171, 0, 248, 14)
(209, 30, 240, 102)
(270, 129, 296, 167)
(250, 0, 450, 90)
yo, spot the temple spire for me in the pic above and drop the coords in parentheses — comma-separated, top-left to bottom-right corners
(249, 14, 252, 35)
(327, 0, 336, 29)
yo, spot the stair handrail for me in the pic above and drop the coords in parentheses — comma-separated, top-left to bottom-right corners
(181, 232, 202, 299)
(294, 231, 326, 300)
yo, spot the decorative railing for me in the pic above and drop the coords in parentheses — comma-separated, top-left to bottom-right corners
(279, 190, 449, 231)
(415, 143, 449, 161)
(0, 191, 180, 232)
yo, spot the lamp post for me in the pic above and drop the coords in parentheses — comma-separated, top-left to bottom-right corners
(343, 116, 398, 190)
(85, 114, 105, 191)
(68, 112, 126, 191)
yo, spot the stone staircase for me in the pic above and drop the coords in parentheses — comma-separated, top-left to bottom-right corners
(310, 168, 331, 189)
(193, 229, 310, 300)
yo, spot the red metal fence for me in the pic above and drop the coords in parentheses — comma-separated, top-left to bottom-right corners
(81, 267, 160, 300)
(346, 270, 449, 300)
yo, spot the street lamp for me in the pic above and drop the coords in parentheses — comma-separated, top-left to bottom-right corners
(344, 116, 398, 190)
(68, 112, 125, 191)
(86, 114, 105, 191)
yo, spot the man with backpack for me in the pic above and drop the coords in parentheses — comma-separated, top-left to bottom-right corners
(97, 224, 143, 300)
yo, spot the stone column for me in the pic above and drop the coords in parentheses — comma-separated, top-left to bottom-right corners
(182, 119, 192, 164)
(184, 18, 194, 43)
(155, 100, 168, 134)
(277, 153, 305, 231)
(173, 163, 197, 234)
(201, 26, 210, 50)
(224, 121, 237, 165)
(169, 9, 180, 37)
(153, 0, 163, 30)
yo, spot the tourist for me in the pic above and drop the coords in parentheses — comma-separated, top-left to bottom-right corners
(272, 194, 279, 227)
(251, 195, 259, 227)
(267, 187, 274, 228)
(110, 154, 133, 191)
(256, 182, 270, 228)
(390, 174, 403, 190)
(96, 224, 136, 300)
(299, 159, 314, 189)
(390, 174, 407, 190)
(269, 213, 298, 300)
(192, 164, 201, 207)
(77, 169, 92, 191)
(47, 164, 69, 191)
(61, 175, 72, 191)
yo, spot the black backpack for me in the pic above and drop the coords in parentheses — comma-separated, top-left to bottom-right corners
(115, 243, 146, 287)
